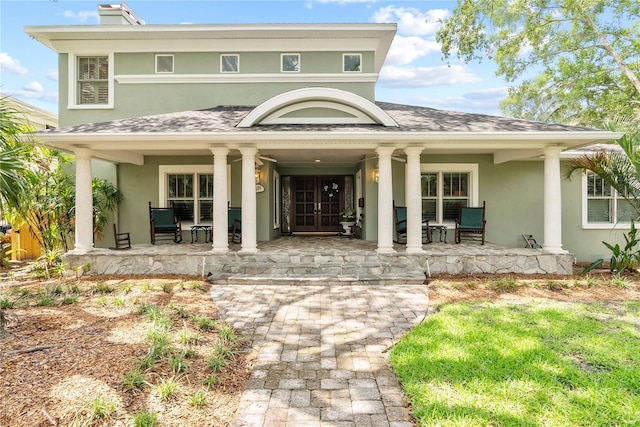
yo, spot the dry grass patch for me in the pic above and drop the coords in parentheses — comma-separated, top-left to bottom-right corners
(0, 275, 251, 427)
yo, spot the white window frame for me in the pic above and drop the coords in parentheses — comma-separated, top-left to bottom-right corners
(420, 163, 479, 225)
(159, 165, 231, 226)
(155, 54, 174, 73)
(220, 54, 239, 73)
(273, 170, 281, 229)
(68, 53, 114, 109)
(581, 172, 632, 229)
(343, 53, 362, 73)
(281, 53, 300, 73)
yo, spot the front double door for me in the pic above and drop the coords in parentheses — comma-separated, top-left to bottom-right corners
(291, 176, 345, 233)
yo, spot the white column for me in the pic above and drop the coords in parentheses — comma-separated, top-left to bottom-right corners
(239, 146, 258, 254)
(543, 146, 567, 253)
(210, 147, 229, 253)
(376, 146, 396, 254)
(405, 147, 425, 253)
(69, 148, 94, 254)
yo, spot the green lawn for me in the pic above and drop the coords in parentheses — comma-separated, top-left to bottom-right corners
(390, 300, 640, 427)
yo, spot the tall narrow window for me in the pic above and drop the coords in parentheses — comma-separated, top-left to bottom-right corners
(281, 53, 300, 72)
(343, 53, 362, 72)
(155, 54, 174, 73)
(421, 165, 477, 224)
(220, 54, 239, 73)
(442, 172, 469, 222)
(165, 172, 214, 225)
(77, 56, 109, 104)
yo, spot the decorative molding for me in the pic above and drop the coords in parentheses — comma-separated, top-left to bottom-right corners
(282, 175, 291, 233)
(238, 87, 398, 128)
(115, 73, 378, 84)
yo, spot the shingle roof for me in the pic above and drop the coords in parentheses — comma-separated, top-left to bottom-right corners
(44, 102, 597, 135)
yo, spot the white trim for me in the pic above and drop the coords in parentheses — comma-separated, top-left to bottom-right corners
(343, 53, 362, 73)
(155, 54, 174, 73)
(260, 100, 376, 125)
(355, 169, 363, 224)
(420, 163, 480, 224)
(281, 53, 300, 72)
(273, 170, 281, 229)
(238, 87, 398, 128)
(68, 52, 115, 109)
(158, 164, 231, 224)
(220, 54, 239, 73)
(115, 73, 378, 84)
(581, 172, 632, 230)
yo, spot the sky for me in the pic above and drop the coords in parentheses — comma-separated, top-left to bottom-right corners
(0, 0, 512, 116)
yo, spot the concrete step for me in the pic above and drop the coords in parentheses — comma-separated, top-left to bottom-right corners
(218, 262, 426, 277)
(208, 272, 427, 286)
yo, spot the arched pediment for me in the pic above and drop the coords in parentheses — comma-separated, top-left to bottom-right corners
(237, 87, 398, 128)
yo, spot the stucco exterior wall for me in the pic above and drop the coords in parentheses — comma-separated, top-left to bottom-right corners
(560, 164, 627, 263)
(103, 153, 630, 260)
(58, 50, 376, 126)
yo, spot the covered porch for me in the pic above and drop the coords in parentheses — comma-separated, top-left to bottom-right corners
(63, 236, 575, 281)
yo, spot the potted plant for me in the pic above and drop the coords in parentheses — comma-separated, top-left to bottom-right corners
(339, 209, 357, 235)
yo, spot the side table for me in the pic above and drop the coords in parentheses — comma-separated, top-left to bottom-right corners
(429, 225, 448, 243)
(190, 225, 212, 243)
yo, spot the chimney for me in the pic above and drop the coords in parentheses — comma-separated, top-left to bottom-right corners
(98, 2, 145, 25)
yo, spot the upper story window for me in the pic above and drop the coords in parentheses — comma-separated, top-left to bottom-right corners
(77, 56, 109, 105)
(343, 53, 362, 72)
(70, 53, 113, 109)
(155, 54, 174, 73)
(281, 53, 300, 72)
(421, 164, 479, 224)
(583, 171, 635, 227)
(220, 54, 239, 73)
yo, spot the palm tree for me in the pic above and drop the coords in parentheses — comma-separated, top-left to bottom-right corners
(0, 97, 30, 212)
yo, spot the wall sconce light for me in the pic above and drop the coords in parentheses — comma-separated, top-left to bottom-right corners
(373, 164, 379, 183)
(255, 164, 261, 184)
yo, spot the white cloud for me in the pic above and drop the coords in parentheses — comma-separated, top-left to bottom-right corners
(3, 89, 58, 104)
(391, 87, 508, 115)
(372, 6, 449, 36)
(63, 10, 99, 23)
(378, 64, 482, 88)
(0, 52, 29, 76)
(24, 81, 44, 93)
(46, 69, 59, 81)
(463, 87, 509, 100)
(384, 35, 441, 66)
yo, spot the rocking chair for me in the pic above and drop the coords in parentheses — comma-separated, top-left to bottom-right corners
(455, 201, 486, 245)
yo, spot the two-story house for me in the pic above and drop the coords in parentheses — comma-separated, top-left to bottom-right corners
(25, 2, 623, 274)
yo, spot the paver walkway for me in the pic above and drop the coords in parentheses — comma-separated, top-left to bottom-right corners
(211, 284, 430, 427)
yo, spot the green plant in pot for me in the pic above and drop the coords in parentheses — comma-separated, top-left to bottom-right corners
(340, 209, 356, 223)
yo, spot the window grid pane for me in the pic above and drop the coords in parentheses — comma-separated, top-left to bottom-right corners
(199, 174, 214, 198)
(282, 54, 300, 72)
(221, 55, 239, 72)
(616, 197, 636, 222)
(421, 171, 470, 223)
(156, 55, 174, 73)
(343, 54, 361, 72)
(77, 56, 108, 104)
(167, 173, 214, 225)
(588, 199, 612, 222)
